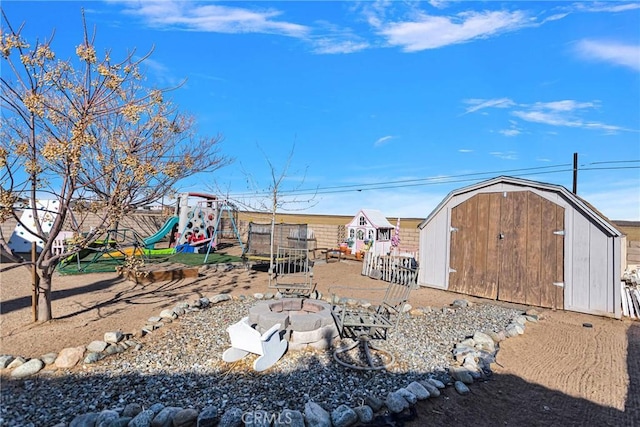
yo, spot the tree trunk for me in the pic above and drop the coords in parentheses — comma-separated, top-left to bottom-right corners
(0, 235, 23, 263)
(36, 266, 54, 321)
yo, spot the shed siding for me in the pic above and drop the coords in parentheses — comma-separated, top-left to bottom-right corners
(589, 228, 609, 313)
(419, 209, 448, 288)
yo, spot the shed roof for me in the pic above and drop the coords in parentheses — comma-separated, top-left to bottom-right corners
(348, 209, 395, 229)
(418, 175, 622, 237)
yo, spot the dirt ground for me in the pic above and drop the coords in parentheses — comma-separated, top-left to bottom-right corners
(1, 258, 638, 426)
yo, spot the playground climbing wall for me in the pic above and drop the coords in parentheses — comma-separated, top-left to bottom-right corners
(177, 202, 218, 245)
(8, 200, 60, 252)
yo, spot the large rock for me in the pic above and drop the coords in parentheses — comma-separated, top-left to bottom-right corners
(69, 412, 98, 427)
(211, 294, 232, 304)
(150, 406, 182, 427)
(172, 408, 199, 427)
(419, 380, 440, 397)
(396, 388, 417, 404)
(274, 409, 304, 427)
(472, 332, 496, 352)
(40, 352, 58, 365)
(96, 410, 120, 427)
(385, 391, 410, 413)
(218, 406, 243, 427)
(7, 356, 26, 369)
(243, 409, 270, 427)
(11, 358, 44, 378)
(122, 403, 143, 417)
(104, 331, 124, 343)
(197, 406, 219, 427)
(365, 395, 384, 412)
(55, 346, 85, 369)
(0, 355, 15, 368)
(353, 406, 374, 423)
(454, 380, 471, 395)
(129, 409, 155, 427)
(450, 367, 474, 385)
(86, 340, 108, 353)
(406, 381, 430, 400)
(331, 405, 358, 427)
(304, 401, 331, 427)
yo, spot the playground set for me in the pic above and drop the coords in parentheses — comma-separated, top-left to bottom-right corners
(7, 192, 244, 272)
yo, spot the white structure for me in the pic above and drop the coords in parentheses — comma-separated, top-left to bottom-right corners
(222, 317, 287, 372)
(418, 176, 624, 318)
(8, 199, 60, 253)
(346, 209, 395, 256)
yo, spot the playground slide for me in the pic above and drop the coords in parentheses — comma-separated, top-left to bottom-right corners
(143, 216, 179, 249)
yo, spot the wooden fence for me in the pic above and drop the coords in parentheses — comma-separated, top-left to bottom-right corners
(361, 252, 418, 286)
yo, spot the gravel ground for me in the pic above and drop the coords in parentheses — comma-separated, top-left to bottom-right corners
(0, 298, 523, 426)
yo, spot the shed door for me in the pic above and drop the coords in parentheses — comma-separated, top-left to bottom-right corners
(449, 191, 564, 309)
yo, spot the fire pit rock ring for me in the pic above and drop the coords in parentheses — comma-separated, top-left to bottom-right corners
(249, 298, 339, 350)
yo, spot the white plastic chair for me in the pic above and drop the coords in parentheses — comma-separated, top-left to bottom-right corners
(222, 317, 287, 371)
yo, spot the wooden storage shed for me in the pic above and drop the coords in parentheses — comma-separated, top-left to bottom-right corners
(418, 176, 624, 318)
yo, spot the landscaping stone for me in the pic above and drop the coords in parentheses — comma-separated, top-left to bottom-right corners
(55, 346, 85, 369)
(304, 402, 331, 427)
(330, 404, 358, 427)
(10, 358, 44, 378)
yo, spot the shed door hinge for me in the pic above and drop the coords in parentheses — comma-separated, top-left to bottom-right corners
(450, 227, 458, 232)
(553, 282, 564, 288)
(553, 230, 565, 236)
(449, 268, 457, 273)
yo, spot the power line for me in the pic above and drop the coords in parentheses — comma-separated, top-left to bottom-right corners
(229, 162, 573, 198)
(227, 160, 639, 199)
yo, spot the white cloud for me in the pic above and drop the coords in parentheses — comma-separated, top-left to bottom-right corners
(377, 10, 532, 52)
(464, 97, 633, 134)
(427, 0, 450, 9)
(575, 2, 640, 13)
(311, 38, 370, 54)
(512, 105, 630, 133)
(116, 0, 310, 37)
(458, 149, 473, 153)
(374, 135, 396, 147)
(575, 39, 640, 71)
(498, 129, 521, 137)
(138, 57, 183, 87)
(534, 100, 596, 111)
(490, 151, 518, 160)
(463, 98, 515, 114)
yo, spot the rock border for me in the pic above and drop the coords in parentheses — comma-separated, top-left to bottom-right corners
(1, 267, 542, 427)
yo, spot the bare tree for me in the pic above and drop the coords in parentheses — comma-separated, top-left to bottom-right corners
(234, 144, 316, 277)
(0, 11, 230, 321)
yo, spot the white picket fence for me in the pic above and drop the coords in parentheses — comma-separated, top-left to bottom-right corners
(361, 252, 418, 286)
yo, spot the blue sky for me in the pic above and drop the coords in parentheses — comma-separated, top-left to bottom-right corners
(3, 1, 640, 220)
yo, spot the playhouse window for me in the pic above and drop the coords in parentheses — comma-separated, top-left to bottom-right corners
(359, 216, 366, 226)
(378, 229, 391, 240)
(349, 229, 355, 238)
(356, 230, 364, 240)
(368, 229, 375, 240)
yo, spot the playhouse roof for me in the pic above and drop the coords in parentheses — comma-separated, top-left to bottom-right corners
(348, 209, 395, 229)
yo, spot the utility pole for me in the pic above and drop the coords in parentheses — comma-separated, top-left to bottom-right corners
(572, 152, 578, 194)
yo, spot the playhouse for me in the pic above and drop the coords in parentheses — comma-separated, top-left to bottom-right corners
(345, 209, 395, 256)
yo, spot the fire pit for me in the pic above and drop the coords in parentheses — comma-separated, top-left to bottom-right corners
(249, 298, 339, 350)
